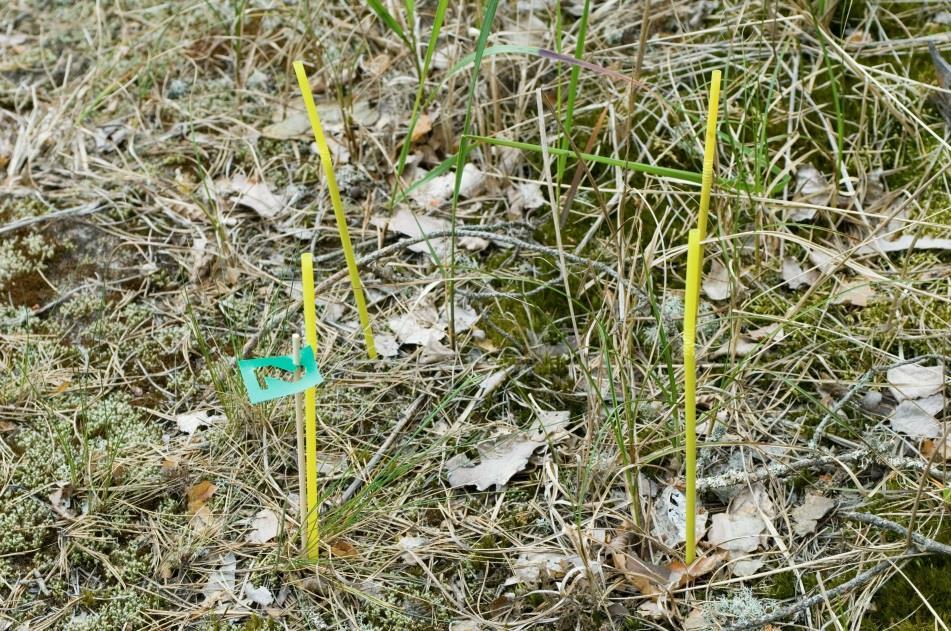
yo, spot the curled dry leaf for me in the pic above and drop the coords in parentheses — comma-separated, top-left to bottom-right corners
(707, 484, 773, 562)
(376, 208, 489, 257)
(233, 177, 285, 219)
(808, 248, 836, 275)
(922, 423, 951, 461)
(782, 257, 818, 290)
(505, 551, 586, 586)
(830, 280, 875, 306)
(202, 553, 237, 604)
(791, 494, 836, 536)
(374, 333, 400, 357)
(246, 509, 279, 544)
(651, 486, 707, 548)
(887, 363, 944, 401)
(506, 181, 546, 217)
(175, 410, 218, 435)
(243, 583, 274, 606)
(891, 397, 943, 438)
(608, 537, 671, 596)
(707, 512, 765, 554)
(408, 164, 487, 210)
(262, 98, 378, 139)
(856, 234, 951, 254)
(445, 411, 570, 491)
(49, 483, 75, 518)
(410, 112, 433, 143)
(703, 260, 731, 301)
(711, 336, 759, 359)
(330, 539, 359, 558)
(668, 550, 729, 588)
(789, 164, 831, 221)
(397, 536, 429, 564)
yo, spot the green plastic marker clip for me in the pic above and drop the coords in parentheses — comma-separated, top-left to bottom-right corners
(238, 345, 323, 404)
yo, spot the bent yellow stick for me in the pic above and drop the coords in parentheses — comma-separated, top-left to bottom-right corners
(301, 253, 320, 560)
(293, 61, 377, 359)
(696, 69, 722, 244)
(683, 229, 701, 565)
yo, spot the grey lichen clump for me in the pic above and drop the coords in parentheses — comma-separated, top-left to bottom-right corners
(640, 293, 717, 352)
(61, 590, 155, 630)
(11, 393, 160, 490)
(355, 586, 452, 631)
(0, 233, 55, 285)
(0, 494, 53, 555)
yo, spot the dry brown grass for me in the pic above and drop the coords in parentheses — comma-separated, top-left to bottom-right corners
(1, 0, 949, 629)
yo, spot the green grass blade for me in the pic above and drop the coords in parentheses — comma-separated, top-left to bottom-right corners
(365, 0, 411, 48)
(556, 0, 591, 188)
(390, 0, 450, 204)
(393, 153, 456, 205)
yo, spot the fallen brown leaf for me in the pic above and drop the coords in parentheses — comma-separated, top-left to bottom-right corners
(330, 539, 359, 558)
(187, 480, 216, 514)
(411, 112, 433, 143)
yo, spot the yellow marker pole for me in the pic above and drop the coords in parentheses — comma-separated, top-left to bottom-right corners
(293, 61, 377, 359)
(696, 69, 722, 244)
(301, 253, 320, 560)
(683, 228, 701, 564)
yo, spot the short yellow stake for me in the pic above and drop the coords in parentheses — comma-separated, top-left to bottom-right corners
(293, 60, 377, 359)
(301, 253, 320, 560)
(696, 69, 722, 244)
(683, 229, 701, 564)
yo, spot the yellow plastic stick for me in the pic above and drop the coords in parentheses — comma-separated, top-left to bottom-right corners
(292, 334, 308, 555)
(301, 253, 320, 560)
(293, 60, 377, 359)
(696, 69, 722, 243)
(683, 228, 701, 564)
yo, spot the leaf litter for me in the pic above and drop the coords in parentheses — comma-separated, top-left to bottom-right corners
(445, 410, 570, 491)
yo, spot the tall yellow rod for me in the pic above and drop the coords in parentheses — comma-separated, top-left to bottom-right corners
(301, 253, 320, 560)
(683, 229, 701, 564)
(293, 60, 377, 359)
(696, 69, 722, 244)
(684, 69, 721, 564)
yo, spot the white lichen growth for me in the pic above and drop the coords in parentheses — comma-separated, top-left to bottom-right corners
(706, 586, 773, 625)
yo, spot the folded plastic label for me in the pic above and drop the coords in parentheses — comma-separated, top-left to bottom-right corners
(238, 345, 323, 404)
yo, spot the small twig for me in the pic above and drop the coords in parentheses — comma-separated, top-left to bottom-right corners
(724, 555, 911, 631)
(0, 202, 104, 237)
(696, 445, 950, 492)
(337, 394, 426, 505)
(695, 448, 870, 492)
(841, 510, 951, 557)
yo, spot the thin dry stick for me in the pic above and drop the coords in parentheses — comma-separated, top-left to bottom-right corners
(723, 555, 913, 631)
(905, 412, 951, 549)
(841, 510, 951, 556)
(292, 333, 307, 555)
(337, 394, 426, 506)
(695, 443, 951, 492)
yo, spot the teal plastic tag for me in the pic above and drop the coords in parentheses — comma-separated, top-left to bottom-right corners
(238, 345, 323, 404)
